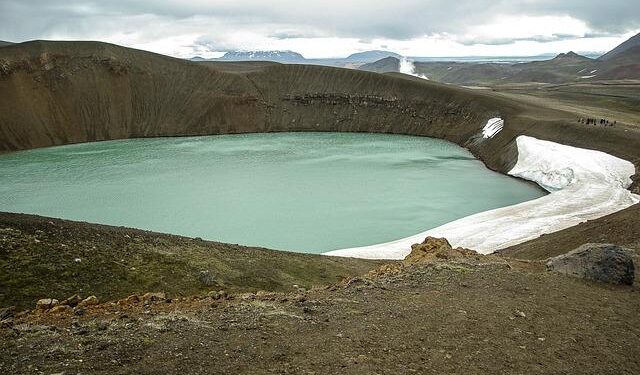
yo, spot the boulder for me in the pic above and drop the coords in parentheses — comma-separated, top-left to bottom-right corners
(78, 295, 99, 307)
(125, 295, 140, 304)
(207, 291, 221, 300)
(36, 298, 59, 310)
(240, 293, 256, 301)
(546, 243, 635, 285)
(141, 292, 166, 303)
(0, 307, 15, 320)
(116, 295, 140, 306)
(49, 305, 73, 314)
(404, 237, 476, 264)
(61, 294, 83, 307)
(198, 270, 217, 286)
(629, 174, 640, 195)
(73, 307, 86, 316)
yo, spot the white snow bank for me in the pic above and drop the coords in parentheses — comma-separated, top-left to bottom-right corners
(482, 118, 504, 139)
(325, 135, 639, 259)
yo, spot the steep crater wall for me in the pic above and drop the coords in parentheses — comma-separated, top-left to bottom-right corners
(1, 41, 639, 179)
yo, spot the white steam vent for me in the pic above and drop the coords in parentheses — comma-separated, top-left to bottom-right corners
(399, 57, 429, 80)
(482, 118, 504, 139)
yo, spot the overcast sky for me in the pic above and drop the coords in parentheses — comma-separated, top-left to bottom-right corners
(1, 1, 639, 58)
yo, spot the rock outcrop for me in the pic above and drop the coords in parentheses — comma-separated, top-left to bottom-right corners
(35, 298, 58, 310)
(78, 295, 99, 307)
(404, 237, 477, 265)
(546, 243, 635, 285)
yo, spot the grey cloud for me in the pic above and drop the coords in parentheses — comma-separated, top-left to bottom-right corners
(518, 1, 640, 34)
(191, 37, 241, 53)
(269, 30, 325, 40)
(1, 0, 639, 47)
(458, 33, 591, 46)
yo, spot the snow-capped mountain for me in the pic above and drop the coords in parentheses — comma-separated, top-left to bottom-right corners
(219, 50, 305, 62)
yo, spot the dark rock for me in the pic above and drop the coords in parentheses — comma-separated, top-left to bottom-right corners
(36, 298, 59, 310)
(74, 307, 86, 316)
(0, 318, 13, 328)
(240, 293, 256, 301)
(126, 295, 140, 304)
(71, 322, 89, 335)
(48, 305, 73, 314)
(141, 292, 167, 303)
(61, 294, 82, 307)
(207, 291, 221, 300)
(629, 173, 640, 195)
(546, 243, 635, 285)
(117, 295, 140, 306)
(0, 307, 15, 320)
(198, 270, 217, 286)
(78, 295, 99, 307)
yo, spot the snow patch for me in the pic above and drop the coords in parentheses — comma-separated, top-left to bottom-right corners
(462, 86, 491, 90)
(580, 75, 597, 79)
(482, 118, 504, 139)
(325, 136, 639, 259)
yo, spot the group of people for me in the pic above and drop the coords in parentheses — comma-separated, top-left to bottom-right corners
(579, 117, 616, 127)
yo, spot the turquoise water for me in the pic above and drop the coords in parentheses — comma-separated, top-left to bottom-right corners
(0, 133, 545, 253)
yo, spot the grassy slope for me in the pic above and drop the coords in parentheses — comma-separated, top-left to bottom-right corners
(0, 213, 384, 310)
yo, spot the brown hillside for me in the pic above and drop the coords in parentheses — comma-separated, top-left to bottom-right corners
(2, 40, 639, 175)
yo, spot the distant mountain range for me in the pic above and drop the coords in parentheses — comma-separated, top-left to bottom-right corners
(0, 40, 14, 48)
(188, 47, 611, 72)
(219, 50, 305, 63)
(189, 50, 404, 66)
(190, 50, 305, 63)
(183, 33, 639, 84)
(343, 50, 402, 62)
(355, 33, 640, 85)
